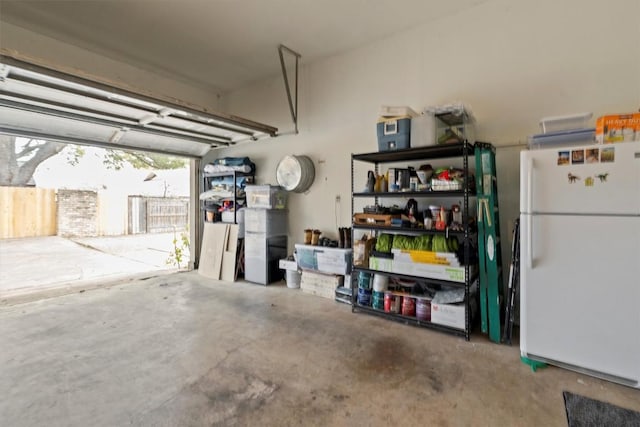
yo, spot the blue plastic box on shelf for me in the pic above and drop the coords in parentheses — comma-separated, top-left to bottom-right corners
(377, 116, 411, 151)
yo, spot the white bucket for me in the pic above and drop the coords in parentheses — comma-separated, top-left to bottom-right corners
(372, 274, 389, 292)
(286, 269, 301, 289)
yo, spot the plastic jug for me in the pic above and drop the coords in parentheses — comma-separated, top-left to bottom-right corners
(374, 173, 387, 192)
(366, 171, 375, 192)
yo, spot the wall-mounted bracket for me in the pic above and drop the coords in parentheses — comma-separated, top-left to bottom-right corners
(278, 44, 301, 134)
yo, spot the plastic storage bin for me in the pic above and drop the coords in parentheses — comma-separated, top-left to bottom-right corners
(377, 116, 411, 151)
(528, 128, 596, 149)
(410, 112, 436, 147)
(435, 110, 475, 145)
(378, 106, 418, 118)
(245, 185, 287, 209)
(294, 244, 352, 275)
(244, 234, 287, 285)
(539, 112, 593, 134)
(243, 208, 288, 235)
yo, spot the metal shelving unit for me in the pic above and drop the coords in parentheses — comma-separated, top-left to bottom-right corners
(350, 141, 478, 340)
(202, 170, 254, 224)
(354, 304, 467, 337)
(352, 267, 472, 289)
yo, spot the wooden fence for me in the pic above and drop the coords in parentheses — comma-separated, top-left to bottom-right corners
(0, 186, 57, 238)
(0, 188, 188, 238)
(128, 196, 189, 234)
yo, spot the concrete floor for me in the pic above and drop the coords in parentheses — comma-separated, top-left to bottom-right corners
(0, 233, 182, 300)
(1, 272, 639, 426)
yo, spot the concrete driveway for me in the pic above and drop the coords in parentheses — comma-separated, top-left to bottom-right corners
(0, 233, 187, 302)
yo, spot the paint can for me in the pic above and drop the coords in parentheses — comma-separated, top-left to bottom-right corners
(357, 287, 372, 306)
(372, 274, 389, 292)
(384, 292, 401, 314)
(372, 291, 385, 310)
(416, 298, 431, 321)
(358, 271, 372, 290)
(402, 296, 416, 317)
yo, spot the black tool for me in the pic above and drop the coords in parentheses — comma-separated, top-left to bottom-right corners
(502, 218, 520, 345)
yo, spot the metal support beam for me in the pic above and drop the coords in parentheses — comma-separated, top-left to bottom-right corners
(278, 44, 301, 134)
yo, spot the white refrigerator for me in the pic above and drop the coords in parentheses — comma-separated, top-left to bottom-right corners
(520, 140, 640, 388)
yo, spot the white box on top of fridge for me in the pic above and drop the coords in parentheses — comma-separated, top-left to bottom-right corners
(520, 140, 640, 389)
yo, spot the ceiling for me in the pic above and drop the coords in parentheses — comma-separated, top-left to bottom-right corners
(0, 0, 486, 93)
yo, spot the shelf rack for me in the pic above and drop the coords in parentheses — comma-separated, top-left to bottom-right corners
(350, 141, 478, 340)
(202, 170, 254, 224)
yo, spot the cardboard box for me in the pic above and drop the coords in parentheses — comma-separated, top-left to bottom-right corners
(596, 113, 640, 144)
(392, 261, 472, 282)
(389, 249, 473, 283)
(430, 295, 475, 329)
(392, 249, 461, 267)
(368, 256, 393, 272)
(300, 271, 344, 300)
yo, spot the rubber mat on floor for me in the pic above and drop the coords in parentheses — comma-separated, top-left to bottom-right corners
(563, 391, 640, 427)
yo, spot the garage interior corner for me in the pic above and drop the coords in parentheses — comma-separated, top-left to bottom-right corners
(0, 271, 636, 426)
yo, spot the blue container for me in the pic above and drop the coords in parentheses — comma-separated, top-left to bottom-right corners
(377, 117, 411, 151)
(358, 287, 372, 306)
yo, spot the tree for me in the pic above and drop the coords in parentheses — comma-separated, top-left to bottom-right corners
(0, 135, 186, 187)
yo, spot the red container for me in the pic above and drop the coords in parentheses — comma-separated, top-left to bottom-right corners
(384, 292, 401, 314)
(401, 296, 416, 317)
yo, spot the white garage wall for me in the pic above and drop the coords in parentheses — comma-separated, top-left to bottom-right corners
(0, 22, 222, 111)
(1, 0, 639, 270)
(212, 0, 640, 266)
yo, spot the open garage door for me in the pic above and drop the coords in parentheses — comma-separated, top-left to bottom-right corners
(0, 55, 278, 157)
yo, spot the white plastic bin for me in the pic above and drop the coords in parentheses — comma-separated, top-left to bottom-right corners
(243, 208, 288, 235)
(410, 112, 436, 147)
(539, 112, 593, 134)
(245, 185, 288, 209)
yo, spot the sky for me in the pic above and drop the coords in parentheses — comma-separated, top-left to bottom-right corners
(32, 144, 190, 197)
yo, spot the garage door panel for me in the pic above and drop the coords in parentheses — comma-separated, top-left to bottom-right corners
(0, 56, 278, 157)
(0, 106, 212, 157)
(0, 105, 119, 141)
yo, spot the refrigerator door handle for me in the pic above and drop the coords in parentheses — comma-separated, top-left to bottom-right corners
(527, 215, 533, 269)
(527, 158, 534, 213)
(527, 158, 534, 269)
